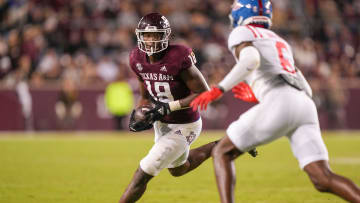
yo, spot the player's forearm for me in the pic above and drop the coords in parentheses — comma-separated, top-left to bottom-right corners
(218, 46, 260, 92)
(179, 76, 210, 109)
(178, 93, 200, 109)
(173, 64, 209, 111)
(163, 92, 202, 112)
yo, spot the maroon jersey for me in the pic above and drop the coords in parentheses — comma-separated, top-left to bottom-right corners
(129, 44, 200, 124)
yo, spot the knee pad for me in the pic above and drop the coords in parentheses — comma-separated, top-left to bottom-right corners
(140, 134, 187, 176)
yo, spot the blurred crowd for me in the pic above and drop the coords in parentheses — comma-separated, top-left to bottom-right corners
(0, 0, 359, 89)
(0, 0, 359, 129)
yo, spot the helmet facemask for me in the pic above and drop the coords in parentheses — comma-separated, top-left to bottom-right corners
(135, 28, 171, 56)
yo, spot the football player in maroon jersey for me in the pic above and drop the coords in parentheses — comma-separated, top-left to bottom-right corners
(119, 13, 217, 203)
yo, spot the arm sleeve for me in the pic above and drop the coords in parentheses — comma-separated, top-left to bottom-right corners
(218, 46, 260, 92)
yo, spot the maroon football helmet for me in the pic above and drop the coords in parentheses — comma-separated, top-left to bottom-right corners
(135, 13, 171, 56)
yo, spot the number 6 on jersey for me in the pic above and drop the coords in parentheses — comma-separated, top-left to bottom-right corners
(276, 41, 296, 74)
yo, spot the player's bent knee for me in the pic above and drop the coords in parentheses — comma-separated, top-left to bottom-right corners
(306, 166, 332, 192)
(211, 143, 231, 160)
(311, 176, 331, 192)
(211, 144, 222, 157)
(140, 135, 187, 176)
(168, 168, 185, 177)
(168, 170, 181, 177)
(140, 155, 161, 177)
(211, 137, 240, 160)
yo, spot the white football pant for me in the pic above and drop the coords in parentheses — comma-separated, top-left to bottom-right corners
(227, 84, 329, 169)
(140, 118, 202, 176)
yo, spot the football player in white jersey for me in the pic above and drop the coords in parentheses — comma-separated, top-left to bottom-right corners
(191, 0, 360, 202)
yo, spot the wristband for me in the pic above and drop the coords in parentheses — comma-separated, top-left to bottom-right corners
(168, 100, 181, 112)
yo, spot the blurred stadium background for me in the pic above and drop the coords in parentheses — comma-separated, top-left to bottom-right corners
(0, 0, 360, 131)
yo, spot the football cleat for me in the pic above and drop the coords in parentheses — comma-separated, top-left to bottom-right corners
(248, 148, 258, 157)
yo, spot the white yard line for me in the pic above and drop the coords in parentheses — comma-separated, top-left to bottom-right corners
(331, 157, 360, 165)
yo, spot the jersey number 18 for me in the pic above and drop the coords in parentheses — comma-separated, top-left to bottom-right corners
(145, 81, 174, 102)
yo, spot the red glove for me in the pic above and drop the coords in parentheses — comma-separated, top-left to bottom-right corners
(190, 87, 223, 111)
(232, 82, 259, 103)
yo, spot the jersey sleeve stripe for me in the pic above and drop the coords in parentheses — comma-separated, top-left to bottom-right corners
(246, 25, 258, 38)
(254, 27, 263, 38)
(188, 55, 195, 65)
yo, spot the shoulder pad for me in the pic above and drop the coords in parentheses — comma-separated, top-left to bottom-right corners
(228, 26, 258, 51)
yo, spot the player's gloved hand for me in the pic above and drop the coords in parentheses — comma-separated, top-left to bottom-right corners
(145, 101, 171, 122)
(232, 82, 259, 103)
(190, 86, 223, 111)
(129, 110, 154, 132)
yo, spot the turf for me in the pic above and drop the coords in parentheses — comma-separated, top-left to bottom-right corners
(0, 131, 359, 203)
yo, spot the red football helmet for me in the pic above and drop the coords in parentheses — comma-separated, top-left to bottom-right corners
(135, 13, 171, 56)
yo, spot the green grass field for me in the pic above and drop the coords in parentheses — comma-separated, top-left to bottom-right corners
(0, 131, 359, 203)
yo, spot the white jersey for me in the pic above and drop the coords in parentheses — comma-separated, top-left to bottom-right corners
(226, 26, 328, 170)
(228, 25, 312, 101)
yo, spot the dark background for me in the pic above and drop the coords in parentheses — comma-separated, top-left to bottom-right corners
(1, 0, 359, 131)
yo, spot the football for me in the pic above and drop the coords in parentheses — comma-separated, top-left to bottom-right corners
(133, 104, 153, 122)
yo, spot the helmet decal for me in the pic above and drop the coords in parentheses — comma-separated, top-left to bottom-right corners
(229, 0, 272, 28)
(258, 0, 263, 15)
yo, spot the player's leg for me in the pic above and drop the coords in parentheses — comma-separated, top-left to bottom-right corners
(212, 85, 297, 203)
(120, 132, 188, 202)
(162, 118, 216, 177)
(119, 167, 153, 203)
(304, 160, 360, 203)
(169, 139, 255, 177)
(168, 140, 218, 177)
(288, 93, 360, 202)
(212, 135, 243, 203)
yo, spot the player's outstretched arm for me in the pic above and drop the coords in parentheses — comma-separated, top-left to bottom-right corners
(218, 42, 260, 92)
(179, 64, 210, 107)
(191, 42, 260, 111)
